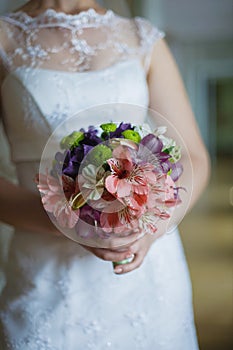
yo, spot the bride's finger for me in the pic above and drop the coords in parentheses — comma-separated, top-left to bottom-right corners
(113, 252, 144, 274)
(81, 246, 132, 262)
(103, 231, 145, 250)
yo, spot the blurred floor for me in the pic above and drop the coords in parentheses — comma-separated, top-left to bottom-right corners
(180, 157, 233, 350)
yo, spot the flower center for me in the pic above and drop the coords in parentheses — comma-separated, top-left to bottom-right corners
(118, 169, 129, 179)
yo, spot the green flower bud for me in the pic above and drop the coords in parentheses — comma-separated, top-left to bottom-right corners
(60, 131, 84, 149)
(87, 144, 112, 167)
(122, 130, 141, 143)
(100, 123, 117, 132)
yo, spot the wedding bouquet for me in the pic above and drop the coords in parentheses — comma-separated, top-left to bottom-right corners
(36, 120, 183, 246)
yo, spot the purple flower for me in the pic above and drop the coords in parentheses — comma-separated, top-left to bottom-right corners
(131, 134, 171, 173)
(79, 204, 101, 225)
(170, 162, 183, 182)
(74, 204, 102, 239)
(140, 134, 168, 160)
(51, 151, 66, 177)
(81, 126, 102, 146)
(62, 146, 86, 178)
(62, 127, 102, 179)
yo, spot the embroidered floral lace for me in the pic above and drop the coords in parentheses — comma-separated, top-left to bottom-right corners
(0, 8, 164, 75)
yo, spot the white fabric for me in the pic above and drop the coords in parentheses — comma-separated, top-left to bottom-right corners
(0, 9, 199, 350)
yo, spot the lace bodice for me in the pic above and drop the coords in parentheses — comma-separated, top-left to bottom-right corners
(0, 8, 164, 75)
(0, 9, 164, 166)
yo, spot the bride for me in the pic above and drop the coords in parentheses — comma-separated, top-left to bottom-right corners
(0, 0, 209, 349)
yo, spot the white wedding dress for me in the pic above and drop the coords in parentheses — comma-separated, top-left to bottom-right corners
(0, 9, 199, 350)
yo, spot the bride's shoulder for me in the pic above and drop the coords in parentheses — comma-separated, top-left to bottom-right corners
(0, 12, 21, 43)
(115, 14, 165, 50)
(0, 16, 10, 54)
(117, 14, 164, 37)
(0, 13, 21, 68)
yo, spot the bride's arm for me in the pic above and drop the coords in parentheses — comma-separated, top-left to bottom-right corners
(148, 39, 210, 210)
(80, 39, 210, 272)
(0, 60, 61, 237)
(0, 177, 62, 236)
(111, 39, 210, 274)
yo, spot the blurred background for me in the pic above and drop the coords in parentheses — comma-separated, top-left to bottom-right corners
(133, 2, 233, 349)
(0, 1, 232, 349)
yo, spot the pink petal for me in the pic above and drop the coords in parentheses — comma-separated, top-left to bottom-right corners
(145, 171, 157, 184)
(132, 185, 148, 195)
(37, 172, 61, 194)
(100, 212, 118, 233)
(118, 139, 138, 149)
(42, 194, 63, 212)
(124, 196, 142, 211)
(107, 158, 121, 174)
(117, 180, 131, 198)
(105, 175, 118, 194)
(54, 202, 79, 228)
(112, 145, 132, 161)
(47, 175, 62, 193)
(165, 198, 181, 208)
(99, 198, 125, 214)
(66, 208, 80, 228)
(133, 192, 148, 206)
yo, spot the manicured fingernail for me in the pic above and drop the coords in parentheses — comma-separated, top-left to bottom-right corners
(114, 267, 123, 274)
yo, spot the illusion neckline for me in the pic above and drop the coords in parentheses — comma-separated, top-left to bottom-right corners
(4, 8, 115, 25)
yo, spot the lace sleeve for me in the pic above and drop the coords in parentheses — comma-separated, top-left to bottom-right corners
(134, 17, 165, 74)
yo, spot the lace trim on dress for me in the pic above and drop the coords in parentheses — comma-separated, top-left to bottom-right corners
(1, 8, 115, 29)
(0, 9, 164, 74)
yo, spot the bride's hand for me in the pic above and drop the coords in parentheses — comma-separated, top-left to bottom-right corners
(80, 230, 143, 266)
(81, 232, 157, 274)
(116, 219, 175, 274)
(113, 232, 161, 274)
(81, 223, 167, 274)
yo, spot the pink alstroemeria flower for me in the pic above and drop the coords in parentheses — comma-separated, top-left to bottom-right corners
(36, 172, 80, 228)
(105, 146, 157, 198)
(137, 208, 170, 235)
(100, 197, 142, 234)
(147, 174, 177, 208)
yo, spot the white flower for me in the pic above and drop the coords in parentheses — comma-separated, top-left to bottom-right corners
(134, 123, 152, 138)
(158, 135, 181, 162)
(153, 126, 167, 137)
(159, 135, 176, 149)
(81, 164, 105, 201)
